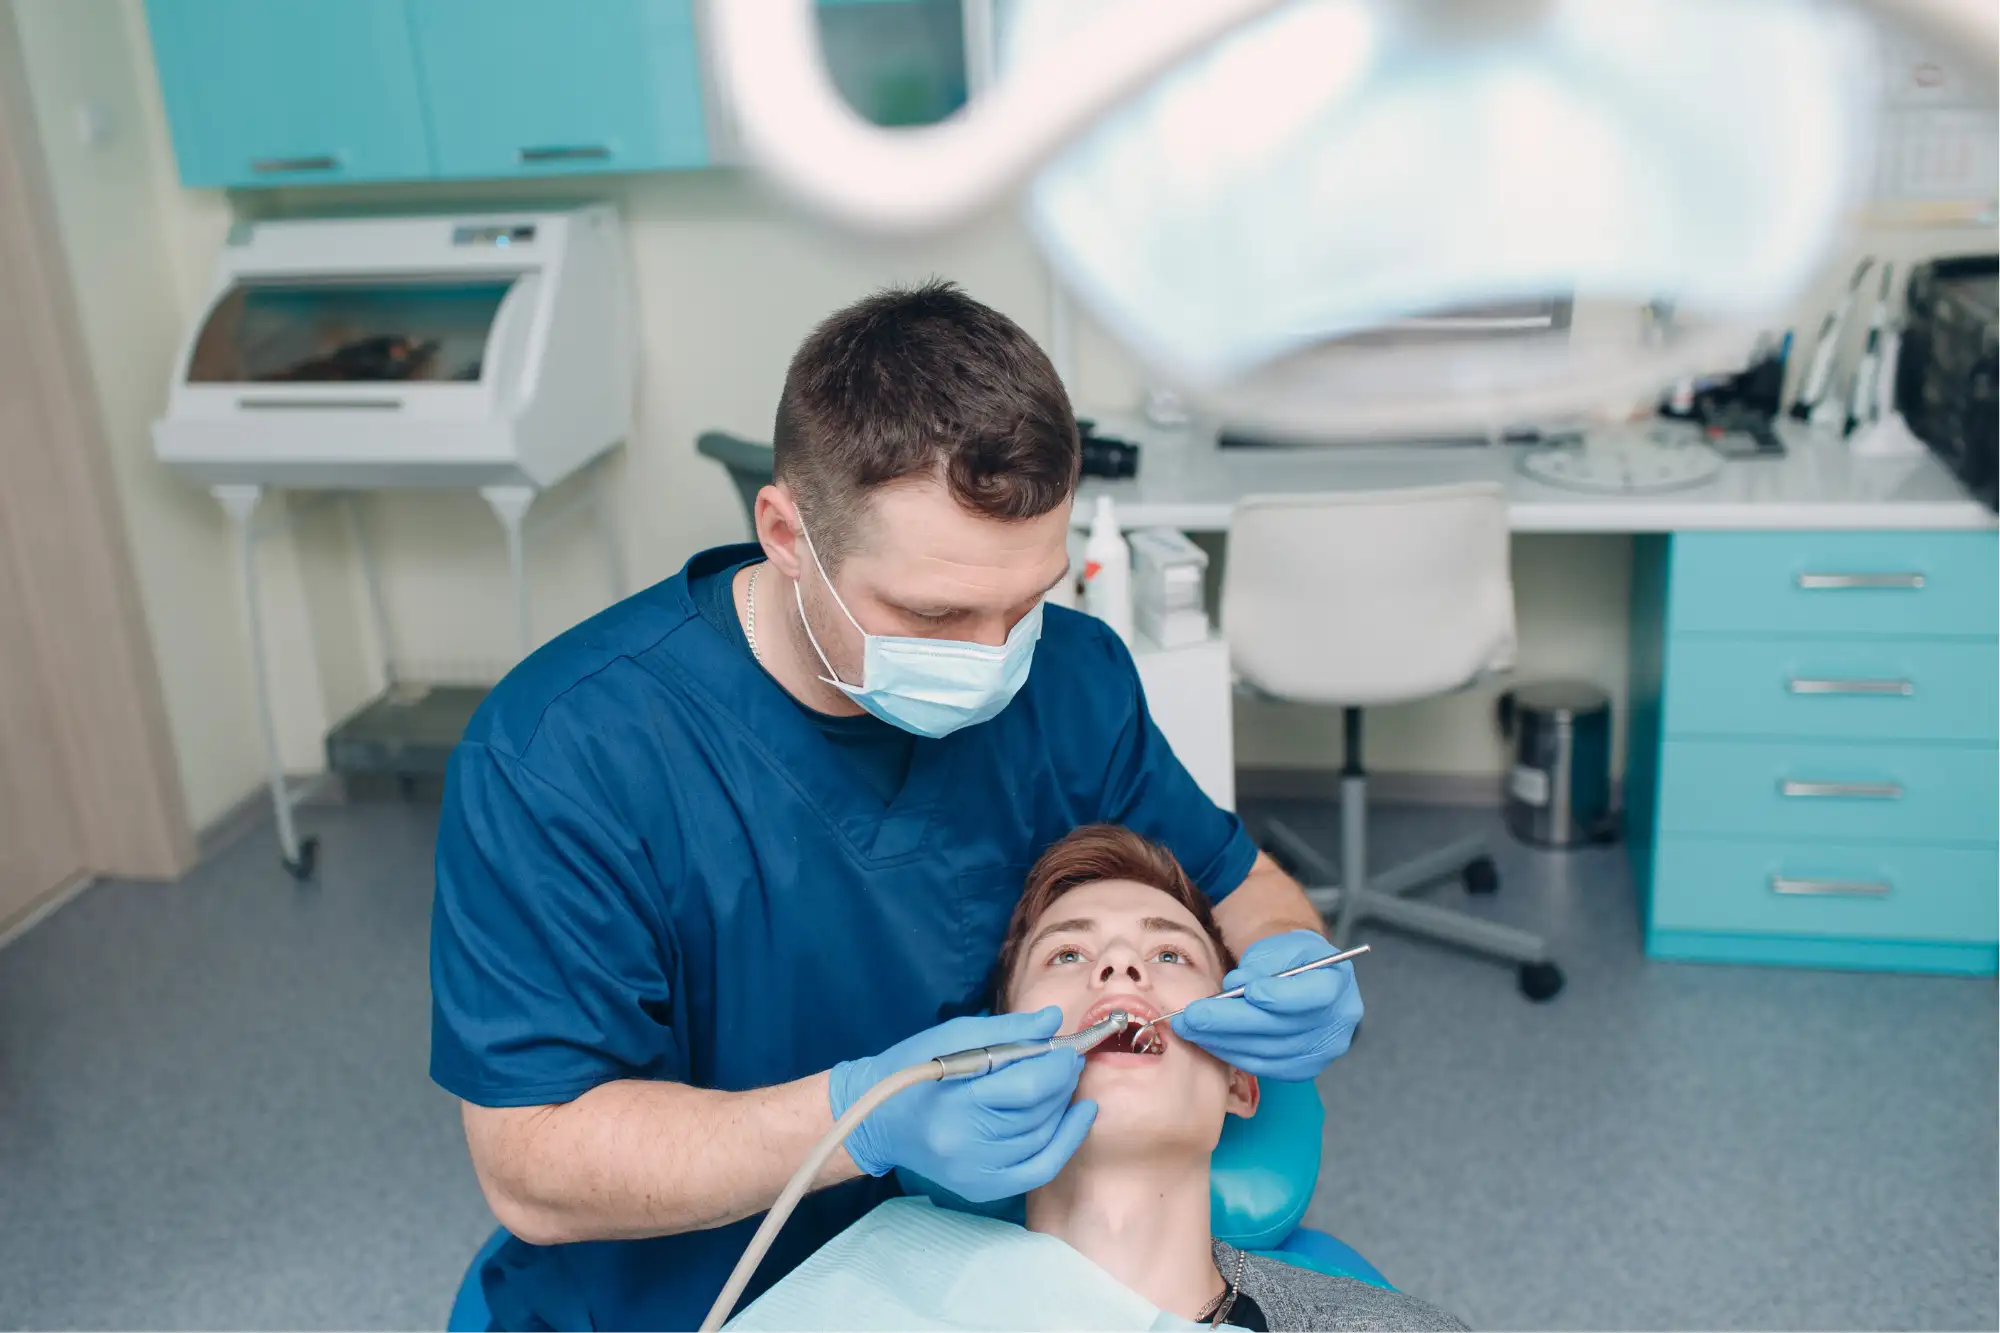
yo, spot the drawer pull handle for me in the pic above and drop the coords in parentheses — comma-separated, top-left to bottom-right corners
(1787, 677, 1914, 696)
(519, 144, 612, 163)
(1780, 780, 1905, 800)
(1771, 875, 1891, 897)
(251, 154, 338, 174)
(1795, 572, 1925, 590)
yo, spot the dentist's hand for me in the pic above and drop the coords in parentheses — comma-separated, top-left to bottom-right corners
(1170, 929, 1362, 1081)
(830, 1007, 1096, 1202)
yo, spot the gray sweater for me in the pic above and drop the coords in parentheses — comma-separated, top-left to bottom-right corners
(1216, 1241, 1470, 1332)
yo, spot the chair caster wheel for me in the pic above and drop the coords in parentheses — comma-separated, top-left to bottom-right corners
(282, 836, 320, 882)
(1462, 855, 1499, 895)
(1517, 961, 1563, 1002)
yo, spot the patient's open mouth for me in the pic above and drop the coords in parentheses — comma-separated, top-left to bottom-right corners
(1096, 1020, 1160, 1056)
(1089, 1024, 1163, 1058)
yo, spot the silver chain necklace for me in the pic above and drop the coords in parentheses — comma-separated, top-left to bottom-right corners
(744, 562, 762, 663)
(1200, 1249, 1247, 1328)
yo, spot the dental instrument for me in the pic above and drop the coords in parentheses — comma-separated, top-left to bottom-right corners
(1847, 262, 1897, 436)
(1131, 945, 1371, 1054)
(700, 1011, 1135, 1332)
(1792, 256, 1875, 425)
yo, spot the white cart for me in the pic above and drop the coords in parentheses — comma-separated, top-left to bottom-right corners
(154, 207, 636, 877)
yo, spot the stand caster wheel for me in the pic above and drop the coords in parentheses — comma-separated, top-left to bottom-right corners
(1517, 961, 1564, 1002)
(1462, 854, 1499, 895)
(282, 835, 320, 882)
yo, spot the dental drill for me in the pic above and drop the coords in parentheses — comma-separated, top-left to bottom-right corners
(699, 1010, 1135, 1331)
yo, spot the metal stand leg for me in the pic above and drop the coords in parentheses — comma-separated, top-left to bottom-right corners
(591, 455, 628, 601)
(215, 485, 317, 881)
(343, 495, 396, 691)
(481, 486, 536, 661)
(1333, 773, 1367, 947)
(1259, 705, 1563, 1001)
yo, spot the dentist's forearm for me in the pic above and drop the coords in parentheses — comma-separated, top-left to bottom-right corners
(1213, 852, 1327, 955)
(460, 1073, 862, 1245)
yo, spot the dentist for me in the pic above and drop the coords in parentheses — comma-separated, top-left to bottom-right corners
(429, 281, 1361, 1331)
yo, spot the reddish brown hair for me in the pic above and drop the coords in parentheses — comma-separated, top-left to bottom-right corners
(773, 280, 1079, 567)
(991, 825, 1235, 1008)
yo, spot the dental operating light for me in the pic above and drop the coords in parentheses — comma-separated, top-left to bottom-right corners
(707, 0, 1996, 438)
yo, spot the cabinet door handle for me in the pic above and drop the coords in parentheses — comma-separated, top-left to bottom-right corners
(1779, 780, 1905, 800)
(519, 144, 612, 163)
(1787, 677, 1914, 696)
(1771, 875, 1891, 897)
(1795, 572, 1925, 590)
(251, 154, 339, 174)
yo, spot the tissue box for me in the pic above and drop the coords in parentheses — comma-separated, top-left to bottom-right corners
(1137, 604, 1211, 650)
(1129, 526, 1208, 613)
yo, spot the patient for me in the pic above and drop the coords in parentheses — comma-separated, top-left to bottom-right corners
(994, 824, 1466, 1331)
(730, 826, 1468, 1330)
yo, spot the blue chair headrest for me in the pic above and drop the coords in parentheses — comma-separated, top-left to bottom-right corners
(896, 1078, 1323, 1251)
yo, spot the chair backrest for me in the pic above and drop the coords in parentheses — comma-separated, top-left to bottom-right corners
(696, 431, 776, 532)
(1224, 482, 1516, 707)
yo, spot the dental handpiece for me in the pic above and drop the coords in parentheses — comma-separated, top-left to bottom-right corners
(1132, 944, 1370, 1045)
(930, 1010, 1132, 1080)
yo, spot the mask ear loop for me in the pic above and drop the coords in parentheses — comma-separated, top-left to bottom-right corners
(793, 521, 867, 692)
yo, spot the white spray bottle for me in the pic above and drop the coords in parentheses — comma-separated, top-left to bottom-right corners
(1082, 495, 1133, 645)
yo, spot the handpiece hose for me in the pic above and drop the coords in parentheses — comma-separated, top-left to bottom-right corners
(699, 1013, 1130, 1331)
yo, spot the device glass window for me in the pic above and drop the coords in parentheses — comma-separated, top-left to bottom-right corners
(187, 278, 515, 384)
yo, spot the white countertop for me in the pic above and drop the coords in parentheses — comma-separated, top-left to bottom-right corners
(1074, 414, 1996, 534)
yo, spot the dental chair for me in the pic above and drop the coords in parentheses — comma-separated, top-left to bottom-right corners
(696, 431, 775, 532)
(445, 1080, 1385, 1330)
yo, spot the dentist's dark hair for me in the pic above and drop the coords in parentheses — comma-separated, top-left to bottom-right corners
(773, 279, 1079, 567)
(992, 825, 1235, 1009)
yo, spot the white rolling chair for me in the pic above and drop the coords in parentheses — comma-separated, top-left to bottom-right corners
(1225, 483, 1564, 1001)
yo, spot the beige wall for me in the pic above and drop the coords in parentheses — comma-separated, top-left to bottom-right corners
(14, 0, 1995, 826)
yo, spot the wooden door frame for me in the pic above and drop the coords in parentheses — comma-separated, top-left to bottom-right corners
(0, 3, 194, 900)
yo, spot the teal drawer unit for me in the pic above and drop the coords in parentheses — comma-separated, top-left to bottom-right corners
(1651, 839, 1998, 943)
(145, 0, 436, 187)
(1664, 637, 1997, 742)
(1657, 739, 2000, 845)
(1667, 530, 1999, 638)
(1628, 530, 1999, 975)
(409, 0, 709, 178)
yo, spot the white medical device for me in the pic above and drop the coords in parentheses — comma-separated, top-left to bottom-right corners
(154, 205, 634, 489)
(707, 0, 1996, 440)
(152, 206, 635, 880)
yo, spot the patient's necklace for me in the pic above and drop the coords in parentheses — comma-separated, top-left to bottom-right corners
(1199, 1250, 1247, 1328)
(744, 563, 763, 663)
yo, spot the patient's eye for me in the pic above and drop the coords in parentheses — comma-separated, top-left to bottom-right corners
(1048, 946, 1085, 966)
(1153, 947, 1190, 966)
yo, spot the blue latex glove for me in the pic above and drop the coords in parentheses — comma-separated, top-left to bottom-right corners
(1170, 929, 1362, 1081)
(830, 1007, 1097, 1202)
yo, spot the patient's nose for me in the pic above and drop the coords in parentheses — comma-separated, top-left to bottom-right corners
(1096, 959, 1143, 985)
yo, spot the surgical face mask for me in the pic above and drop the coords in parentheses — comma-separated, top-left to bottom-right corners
(793, 525, 1043, 739)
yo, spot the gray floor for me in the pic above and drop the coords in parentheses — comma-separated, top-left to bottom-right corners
(0, 797, 1993, 1331)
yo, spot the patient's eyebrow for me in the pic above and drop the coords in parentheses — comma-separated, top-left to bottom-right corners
(1142, 917, 1220, 969)
(1026, 917, 1095, 954)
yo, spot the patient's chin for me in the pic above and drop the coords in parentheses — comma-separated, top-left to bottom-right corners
(1079, 1073, 1227, 1154)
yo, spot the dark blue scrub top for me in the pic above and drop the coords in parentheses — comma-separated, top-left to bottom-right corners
(430, 543, 1258, 1331)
